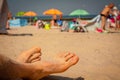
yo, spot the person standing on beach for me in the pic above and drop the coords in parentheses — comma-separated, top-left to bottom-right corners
(99, 3, 115, 32)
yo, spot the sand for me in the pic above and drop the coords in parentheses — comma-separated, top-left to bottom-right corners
(0, 26, 120, 80)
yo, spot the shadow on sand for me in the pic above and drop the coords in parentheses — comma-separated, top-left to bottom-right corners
(0, 33, 33, 36)
(40, 75, 84, 80)
(108, 31, 120, 33)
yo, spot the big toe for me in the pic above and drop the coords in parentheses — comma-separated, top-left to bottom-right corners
(32, 47, 41, 53)
(71, 55, 79, 65)
(65, 54, 79, 66)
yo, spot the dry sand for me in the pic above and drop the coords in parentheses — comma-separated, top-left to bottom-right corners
(0, 26, 120, 80)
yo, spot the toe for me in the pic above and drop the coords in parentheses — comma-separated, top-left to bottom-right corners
(28, 53, 41, 62)
(31, 47, 41, 54)
(65, 53, 75, 61)
(57, 52, 70, 57)
(71, 55, 79, 65)
(31, 58, 41, 63)
(61, 52, 71, 57)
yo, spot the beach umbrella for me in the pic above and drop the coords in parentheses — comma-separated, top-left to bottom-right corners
(23, 11, 37, 24)
(43, 8, 63, 19)
(16, 11, 25, 16)
(43, 8, 63, 15)
(24, 11, 37, 16)
(69, 9, 89, 16)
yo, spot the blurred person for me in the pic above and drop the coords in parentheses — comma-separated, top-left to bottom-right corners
(6, 11, 12, 30)
(116, 10, 120, 30)
(98, 3, 115, 33)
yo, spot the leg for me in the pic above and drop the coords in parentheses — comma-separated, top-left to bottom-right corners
(25, 52, 79, 80)
(0, 47, 41, 79)
(118, 21, 120, 30)
(0, 48, 79, 80)
(16, 48, 79, 80)
(101, 16, 107, 30)
(17, 50, 79, 80)
(0, 53, 34, 80)
(116, 21, 120, 30)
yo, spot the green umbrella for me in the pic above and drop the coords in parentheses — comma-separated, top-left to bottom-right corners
(16, 11, 25, 16)
(69, 9, 89, 16)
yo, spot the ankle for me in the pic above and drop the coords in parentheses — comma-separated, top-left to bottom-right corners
(18, 63, 36, 78)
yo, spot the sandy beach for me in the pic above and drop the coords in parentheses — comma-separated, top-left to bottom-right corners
(0, 26, 120, 80)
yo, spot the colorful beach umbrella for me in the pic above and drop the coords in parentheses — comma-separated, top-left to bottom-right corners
(43, 8, 63, 15)
(43, 8, 63, 20)
(69, 9, 89, 16)
(24, 11, 37, 16)
(23, 11, 37, 25)
(16, 11, 25, 16)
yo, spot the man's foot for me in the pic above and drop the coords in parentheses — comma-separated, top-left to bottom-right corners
(96, 28, 110, 33)
(25, 52, 79, 80)
(103, 30, 110, 33)
(16, 47, 41, 63)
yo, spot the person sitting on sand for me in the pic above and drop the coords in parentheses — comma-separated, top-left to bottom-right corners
(0, 47, 79, 80)
(97, 3, 115, 33)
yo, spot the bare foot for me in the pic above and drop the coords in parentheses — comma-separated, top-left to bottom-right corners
(16, 47, 41, 63)
(25, 52, 79, 80)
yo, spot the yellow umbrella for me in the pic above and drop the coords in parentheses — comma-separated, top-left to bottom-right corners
(43, 8, 63, 20)
(24, 11, 37, 25)
(24, 11, 37, 16)
(43, 8, 63, 15)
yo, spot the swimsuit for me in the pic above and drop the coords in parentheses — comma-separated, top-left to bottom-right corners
(54, 19, 57, 23)
(100, 14, 107, 17)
